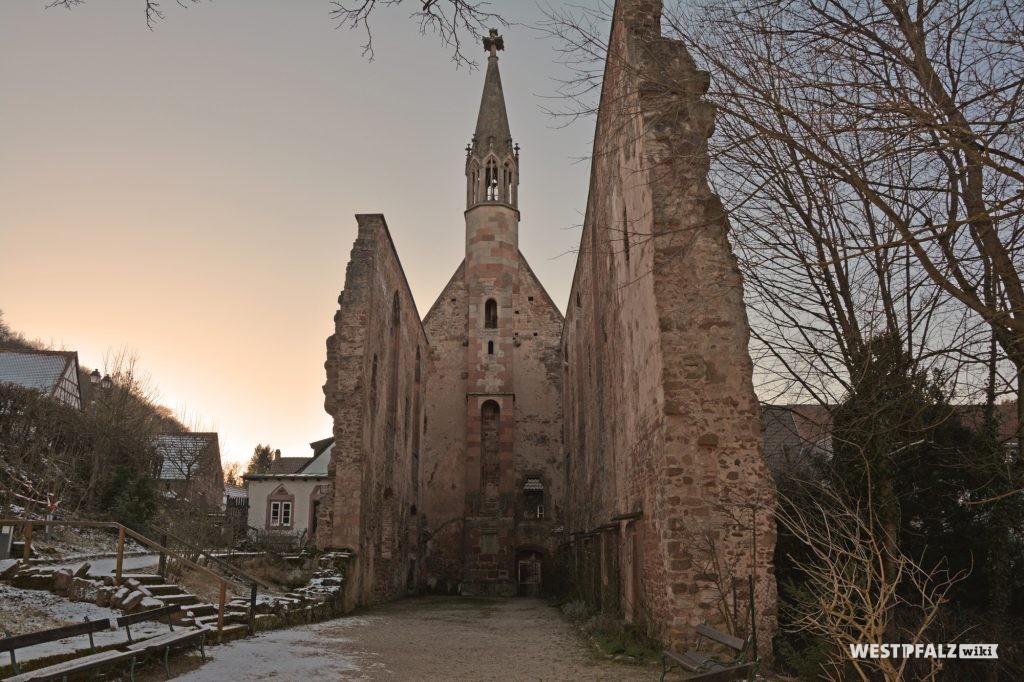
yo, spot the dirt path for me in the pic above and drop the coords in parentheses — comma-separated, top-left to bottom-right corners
(169, 597, 657, 681)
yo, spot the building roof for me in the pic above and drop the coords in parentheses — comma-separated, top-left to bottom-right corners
(266, 457, 313, 475)
(154, 432, 219, 480)
(0, 349, 81, 408)
(224, 484, 248, 499)
(301, 442, 333, 476)
(761, 402, 1020, 477)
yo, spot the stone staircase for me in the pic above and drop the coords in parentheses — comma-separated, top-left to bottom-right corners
(98, 571, 250, 642)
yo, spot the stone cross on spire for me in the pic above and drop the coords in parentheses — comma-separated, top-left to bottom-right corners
(482, 28, 504, 58)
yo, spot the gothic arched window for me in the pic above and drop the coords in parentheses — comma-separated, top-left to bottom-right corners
(485, 158, 499, 201)
(469, 161, 480, 205)
(503, 161, 513, 204)
(484, 298, 498, 329)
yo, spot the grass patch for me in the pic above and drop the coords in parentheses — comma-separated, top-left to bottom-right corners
(561, 601, 660, 664)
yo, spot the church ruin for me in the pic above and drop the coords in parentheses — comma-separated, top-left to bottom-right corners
(320, 0, 777, 651)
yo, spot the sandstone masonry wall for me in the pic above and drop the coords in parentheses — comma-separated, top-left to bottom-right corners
(321, 213, 429, 608)
(561, 0, 777, 651)
(420, 262, 470, 591)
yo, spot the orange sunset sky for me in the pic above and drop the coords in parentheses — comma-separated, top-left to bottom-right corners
(0, 1, 597, 466)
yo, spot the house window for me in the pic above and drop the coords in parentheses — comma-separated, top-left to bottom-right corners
(269, 501, 293, 527)
(267, 485, 295, 529)
(484, 299, 498, 329)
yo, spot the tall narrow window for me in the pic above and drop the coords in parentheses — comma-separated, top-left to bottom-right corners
(481, 401, 501, 513)
(484, 298, 498, 329)
(487, 341, 494, 355)
(504, 161, 513, 203)
(486, 158, 499, 201)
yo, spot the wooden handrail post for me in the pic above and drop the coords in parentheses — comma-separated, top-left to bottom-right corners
(249, 582, 257, 634)
(217, 580, 227, 635)
(22, 522, 32, 561)
(158, 533, 167, 579)
(115, 526, 125, 585)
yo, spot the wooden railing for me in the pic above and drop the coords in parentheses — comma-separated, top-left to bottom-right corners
(0, 519, 239, 636)
(144, 523, 271, 631)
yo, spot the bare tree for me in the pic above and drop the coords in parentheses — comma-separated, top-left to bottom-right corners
(45, 0, 507, 67)
(330, 0, 507, 67)
(778, 480, 966, 682)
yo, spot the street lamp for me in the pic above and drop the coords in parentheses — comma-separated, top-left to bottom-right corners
(89, 369, 101, 385)
(100, 375, 113, 391)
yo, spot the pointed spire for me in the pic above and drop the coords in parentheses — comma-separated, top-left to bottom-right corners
(473, 29, 512, 153)
(466, 30, 518, 209)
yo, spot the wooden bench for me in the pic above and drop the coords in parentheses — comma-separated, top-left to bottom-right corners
(660, 623, 757, 682)
(125, 625, 208, 678)
(0, 605, 187, 681)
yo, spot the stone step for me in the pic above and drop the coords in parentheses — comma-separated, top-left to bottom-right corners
(160, 593, 201, 606)
(211, 623, 249, 644)
(181, 603, 218, 618)
(111, 573, 164, 585)
(196, 611, 247, 627)
(146, 584, 184, 596)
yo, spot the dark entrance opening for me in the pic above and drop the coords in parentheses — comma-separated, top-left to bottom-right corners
(516, 549, 544, 597)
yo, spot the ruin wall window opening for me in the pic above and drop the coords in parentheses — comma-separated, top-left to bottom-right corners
(622, 203, 630, 264)
(412, 346, 422, 493)
(522, 477, 545, 519)
(484, 298, 498, 329)
(382, 291, 401, 554)
(487, 340, 494, 356)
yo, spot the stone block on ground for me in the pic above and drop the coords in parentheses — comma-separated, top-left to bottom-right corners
(95, 586, 114, 607)
(110, 586, 131, 609)
(0, 560, 22, 580)
(73, 562, 91, 578)
(69, 577, 101, 603)
(120, 590, 146, 612)
(13, 571, 54, 590)
(53, 568, 74, 593)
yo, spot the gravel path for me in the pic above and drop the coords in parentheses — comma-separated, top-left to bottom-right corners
(170, 597, 657, 681)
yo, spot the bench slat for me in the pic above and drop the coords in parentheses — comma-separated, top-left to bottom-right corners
(5, 649, 136, 681)
(126, 628, 207, 652)
(696, 624, 747, 652)
(676, 662, 755, 682)
(116, 604, 182, 627)
(664, 649, 713, 670)
(0, 621, 106, 653)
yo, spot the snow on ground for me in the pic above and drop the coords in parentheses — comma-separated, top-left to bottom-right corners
(0, 583, 166, 662)
(170, 598, 656, 681)
(172, 618, 369, 681)
(1, 554, 159, 579)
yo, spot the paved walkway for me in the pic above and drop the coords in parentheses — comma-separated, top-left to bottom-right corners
(168, 597, 656, 681)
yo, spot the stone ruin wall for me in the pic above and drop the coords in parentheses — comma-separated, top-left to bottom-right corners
(420, 262, 470, 592)
(561, 0, 777, 651)
(321, 213, 429, 609)
(509, 258, 565, 548)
